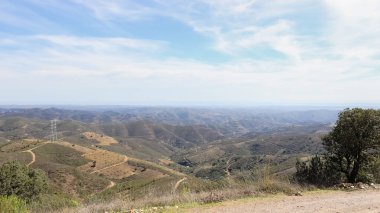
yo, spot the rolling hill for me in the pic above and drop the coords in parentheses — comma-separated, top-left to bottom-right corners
(0, 107, 338, 209)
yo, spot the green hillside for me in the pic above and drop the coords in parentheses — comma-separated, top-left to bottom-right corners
(0, 107, 339, 212)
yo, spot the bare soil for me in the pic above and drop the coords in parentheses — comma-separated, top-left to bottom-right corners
(174, 177, 187, 191)
(189, 189, 380, 213)
(82, 132, 118, 146)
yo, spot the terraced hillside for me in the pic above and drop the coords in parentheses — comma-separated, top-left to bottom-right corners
(0, 138, 186, 200)
(0, 107, 339, 209)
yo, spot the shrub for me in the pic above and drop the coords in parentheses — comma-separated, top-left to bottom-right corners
(253, 164, 295, 195)
(295, 155, 341, 186)
(195, 167, 225, 180)
(0, 161, 48, 201)
(27, 194, 79, 212)
(361, 155, 380, 183)
(201, 192, 225, 203)
(0, 195, 28, 213)
(257, 180, 294, 195)
(370, 156, 380, 183)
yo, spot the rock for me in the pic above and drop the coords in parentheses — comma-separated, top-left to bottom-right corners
(337, 183, 354, 189)
(356, 182, 366, 189)
(295, 191, 303, 196)
(369, 183, 378, 189)
(354, 182, 371, 189)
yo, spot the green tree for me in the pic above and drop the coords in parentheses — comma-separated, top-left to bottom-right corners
(323, 108, 380, 183)
(0, 161, 48, 201)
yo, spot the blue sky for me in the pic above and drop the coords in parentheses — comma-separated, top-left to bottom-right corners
(1, 0, 380, 106)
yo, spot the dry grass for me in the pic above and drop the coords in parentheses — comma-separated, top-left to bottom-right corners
(60, 178, 298, 213)
(52, 162, 299, 212)
(80, 150, 125, 173)
(0, 139, 40, 152)
(54, 141, 137, 180)
(97, 162, 135, 179)
(58, 141, 95, 154)
(82, 132, 118, 146)
(188, 147, 225, 164)
(128, 157, 186, 177)
(159, 158, 174, 166)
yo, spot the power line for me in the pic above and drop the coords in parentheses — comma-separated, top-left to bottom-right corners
(50, 119, 58, 142)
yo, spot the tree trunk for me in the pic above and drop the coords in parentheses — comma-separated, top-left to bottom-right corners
(348, 161, 361, 183)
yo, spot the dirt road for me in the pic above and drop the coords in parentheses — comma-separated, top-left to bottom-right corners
(21, 142, 49, 166)
(90, 156, 128, 174)
(23, 150, 36, 166)
(174, 177, 187, 191)
(188, 189, 380, 213)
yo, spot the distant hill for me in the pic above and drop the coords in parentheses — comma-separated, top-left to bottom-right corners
(0, 107, 338, 136)
(0, 107, 338, 199)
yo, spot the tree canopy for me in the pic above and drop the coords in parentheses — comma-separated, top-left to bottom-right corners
(296, 108, 380, 185)
(0, 161, 48, 201)
(323, 108, 380, 183)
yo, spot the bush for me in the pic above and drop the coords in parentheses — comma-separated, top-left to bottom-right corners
(0, 161, 48, 201)
(201, 192, 225, 203)
(295, 155, 341, 186)
(27, 194, 79, 212)
(360, 155, 380, 183)
(195, 167, 225, 180)
(252, 164, 295, 194)
(257, 180, 294, 195)
(0, 195, 28, 213)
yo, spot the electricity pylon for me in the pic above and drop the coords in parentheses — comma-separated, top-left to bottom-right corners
(50, 119, 58, 142)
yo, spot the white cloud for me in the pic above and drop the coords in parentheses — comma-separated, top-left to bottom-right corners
(324, 0, 380, 60)
(72, 0, 154, 21)
(1, 33, 380, 105)
(33, 35, 165, 51)
(1, 1, 380, 105)
(70, 0, 313, 58)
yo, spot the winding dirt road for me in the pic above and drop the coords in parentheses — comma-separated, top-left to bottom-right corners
(100, 180, 115, 192)
(21, 142, 49, 166)
(188, 189, 380, 213)
(90, 156, 128, 174)
(23, 150, 36, 166)
(174, 177, 187, 191)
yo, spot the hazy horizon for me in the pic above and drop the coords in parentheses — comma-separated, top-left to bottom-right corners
(1, 104, 380, 111)
(1, 1, 380, 105)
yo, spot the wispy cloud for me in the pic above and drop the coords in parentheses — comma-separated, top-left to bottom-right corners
(72, 0, 155, 21)
(0, 0, 380, 105)
(70, 0, 312, 57)
(33, 35, 165, 51)
(1, 34, 380, 105)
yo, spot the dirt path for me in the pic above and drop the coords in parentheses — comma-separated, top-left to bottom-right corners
(23, 150, 36, 166)
(188, 190, 380, 213)
(225, 157, 234, 178)
(174, 177, 187, 191)
(21, 142, 49, 166)
(101, 180, 115, 192)
(90, 156, 128, 174)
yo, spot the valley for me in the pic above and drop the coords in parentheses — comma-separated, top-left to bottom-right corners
(0, 107, 340, 211)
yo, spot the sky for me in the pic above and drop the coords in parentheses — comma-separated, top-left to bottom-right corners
(1, 0, 380, 106)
